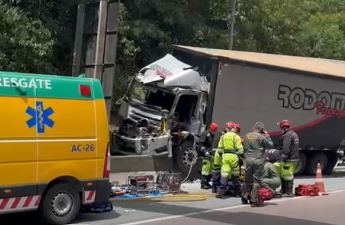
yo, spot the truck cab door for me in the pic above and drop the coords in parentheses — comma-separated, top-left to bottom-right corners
(188, 92, 205, 134)
(199, 94, 207, 134)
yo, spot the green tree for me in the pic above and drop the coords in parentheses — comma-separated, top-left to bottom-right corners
(0, 3, 54, 72)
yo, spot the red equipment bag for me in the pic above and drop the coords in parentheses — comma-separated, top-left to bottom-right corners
(257, 188, 273, 203)
(295, 184, 319, 196)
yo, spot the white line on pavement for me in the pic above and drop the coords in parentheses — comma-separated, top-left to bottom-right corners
(118, 189, 345, 225)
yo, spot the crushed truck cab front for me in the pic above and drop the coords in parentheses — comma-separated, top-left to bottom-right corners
(112, 54, 209, 158)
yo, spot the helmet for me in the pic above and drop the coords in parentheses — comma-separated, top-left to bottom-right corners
(278, 120, 291, 128)
(209, 123, 218, 131)
(225, 122, 234, 129)
(233, 123, 241, 132)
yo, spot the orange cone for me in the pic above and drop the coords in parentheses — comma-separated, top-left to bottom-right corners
(314, 163, 328, 195)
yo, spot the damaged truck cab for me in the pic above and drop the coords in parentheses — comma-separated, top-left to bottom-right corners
(113, 54, 209, 173)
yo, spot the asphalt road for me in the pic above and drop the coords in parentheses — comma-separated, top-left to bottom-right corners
(2, 174, 345, 225)
(127, 190, 345, 225)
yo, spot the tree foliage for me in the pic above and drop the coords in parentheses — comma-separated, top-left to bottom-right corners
(1, 0, 345, 117)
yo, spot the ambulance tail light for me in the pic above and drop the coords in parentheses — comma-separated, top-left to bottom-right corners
(103, 143, 110, 178)
(79, 84, 91, 96)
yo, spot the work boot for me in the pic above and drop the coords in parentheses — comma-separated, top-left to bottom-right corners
(200, 176, 212, 189)
(216, 191, 226, 199)
(273, 191, 282, 198)
(216, 188, 227, 199)
(283, 181, 294, 197)
(231, 176, 241, 197)
(233, 185, 241, 197)
(241, 195, 249, 204)
(250, 201, 262, 207)
(211, 184, 217, 193)
(279, 179, 286, 194)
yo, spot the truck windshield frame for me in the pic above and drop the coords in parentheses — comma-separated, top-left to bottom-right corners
(127, 80, 176, 112)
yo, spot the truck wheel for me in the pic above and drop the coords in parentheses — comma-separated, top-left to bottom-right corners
(174, 141, 199, 179)
(39, 183, 81, 225)
(294, 152, 306, 175)
(323, 152, 338, 175)
(305, 153, 328, 176)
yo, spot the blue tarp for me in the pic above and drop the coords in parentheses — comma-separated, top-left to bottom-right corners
(112, 190, 163, 200)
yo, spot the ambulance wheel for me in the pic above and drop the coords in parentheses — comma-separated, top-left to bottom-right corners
(39, 183, 81, 225)
(174, 141, 199, 179)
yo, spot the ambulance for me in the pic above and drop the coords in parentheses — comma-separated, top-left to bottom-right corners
(0, 71, 111, 224)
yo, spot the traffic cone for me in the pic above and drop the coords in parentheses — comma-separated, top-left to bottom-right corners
(314, 163, 328, 195)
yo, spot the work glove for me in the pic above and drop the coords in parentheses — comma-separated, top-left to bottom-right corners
(281, 154, 288, 162)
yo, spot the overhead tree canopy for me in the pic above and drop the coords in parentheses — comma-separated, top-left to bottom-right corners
(1, 0, 345, 116)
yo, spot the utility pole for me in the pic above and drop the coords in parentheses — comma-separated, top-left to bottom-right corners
(72, 0, 120, 121)
(228, 0, 236, 50)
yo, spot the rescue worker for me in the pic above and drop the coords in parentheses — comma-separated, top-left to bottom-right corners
(266, 149, 282, 177)
(242, 122, 274, 206)
(278, 120, 299, 197)
(213, 122, 244, 199)
(211, 122, 231, 193)
(263, 150, 282, 198)
(199, 123, 219, 189)
(233, 123, 241, 135)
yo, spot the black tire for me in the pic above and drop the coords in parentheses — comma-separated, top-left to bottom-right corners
(305, 152, 328, 175)
(324, 152, 338, 175)
(39, 183, 81, 225)
(294, 152, 306, 175)
(174, 141, 199, 179)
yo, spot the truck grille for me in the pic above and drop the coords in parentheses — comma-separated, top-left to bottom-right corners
(130, 110, 161, 126)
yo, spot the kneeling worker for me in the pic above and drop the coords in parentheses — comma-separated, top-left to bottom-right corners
(199, 123, 219, 189)
(263, 151, 282, 197)
(213, 122, 244, 198)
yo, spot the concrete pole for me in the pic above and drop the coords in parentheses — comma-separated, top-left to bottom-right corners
(228, 0, 236, 50)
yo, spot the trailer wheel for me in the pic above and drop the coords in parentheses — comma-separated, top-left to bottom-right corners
(294, 152, 306, 175)
(39, 182, 81, 225)
(305, 153, 328, 175)
(323, 152, 338, 175)
(174, 141, 199, 179)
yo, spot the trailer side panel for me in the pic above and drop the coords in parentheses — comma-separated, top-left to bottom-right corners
(212, 63, 345, 149)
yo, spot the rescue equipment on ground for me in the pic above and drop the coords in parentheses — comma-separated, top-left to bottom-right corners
(257, 188, 273, 203)
(241, 184, 273, 205)
(109, 173, 212, 202)
(156, 172, 182, 193)
(295, 184, 319, 196)
(295, 162, 328, 196)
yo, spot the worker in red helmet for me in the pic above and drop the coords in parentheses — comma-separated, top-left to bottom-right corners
(233, 123, 241, 134)
(199, 123, 219, 189)
(211, 122, 234, 193)
(213, 122, 244, 198)
(278, 120, 299, 197)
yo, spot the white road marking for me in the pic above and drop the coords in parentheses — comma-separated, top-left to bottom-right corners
(118, 189, 345, 225)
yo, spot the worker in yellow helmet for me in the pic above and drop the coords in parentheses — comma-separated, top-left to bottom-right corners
(212, 122, 244, 199)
